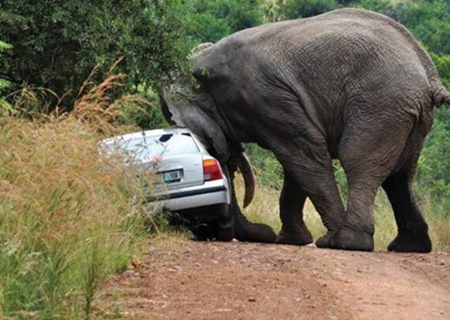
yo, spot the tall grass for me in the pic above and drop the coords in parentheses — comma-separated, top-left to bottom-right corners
(236, 175, 450, 253)
(0, 74, 155, 319)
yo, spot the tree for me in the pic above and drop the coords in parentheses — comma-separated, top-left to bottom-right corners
(0, 0, 193, 110)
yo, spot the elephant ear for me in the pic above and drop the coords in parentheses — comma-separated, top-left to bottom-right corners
(161, 88, 230, 163)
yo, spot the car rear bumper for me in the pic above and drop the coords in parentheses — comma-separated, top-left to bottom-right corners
(146, 179, 230, 212)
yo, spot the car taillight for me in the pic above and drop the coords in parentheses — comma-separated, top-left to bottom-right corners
(203, 159, 222, 181)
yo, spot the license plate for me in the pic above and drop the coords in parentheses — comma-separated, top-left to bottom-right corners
(162, 170, 181, 183)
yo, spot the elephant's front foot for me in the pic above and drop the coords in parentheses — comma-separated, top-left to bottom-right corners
(276, 225, 313, 246)
(388, 232, 432, 253)
(316, 225, 374, 251)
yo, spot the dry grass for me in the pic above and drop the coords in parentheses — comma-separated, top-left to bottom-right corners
(0, 117, 148, 319)
(0, 73, 156, 319)
(235, 174, 450, 253)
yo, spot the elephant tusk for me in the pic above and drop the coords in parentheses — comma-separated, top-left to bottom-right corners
(237, 153, 255, 208)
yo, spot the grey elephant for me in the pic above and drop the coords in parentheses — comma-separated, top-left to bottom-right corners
(160, 8, 450, 252)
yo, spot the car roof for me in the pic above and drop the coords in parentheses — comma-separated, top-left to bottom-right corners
(101, 127, 192, 145)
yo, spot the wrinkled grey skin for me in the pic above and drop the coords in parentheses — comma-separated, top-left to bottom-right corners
(161, 9, 450, 252)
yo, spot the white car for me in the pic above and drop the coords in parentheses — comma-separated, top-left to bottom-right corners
(100, 128, 233, 240)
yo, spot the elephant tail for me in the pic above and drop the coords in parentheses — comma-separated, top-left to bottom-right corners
(431, 84, 450, 108)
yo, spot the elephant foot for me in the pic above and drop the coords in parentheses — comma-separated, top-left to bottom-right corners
(276, 226, 313, 246)
(316, 225, 374, 251)
(388, 232, 432, 253)
(235, 223, 277, 243)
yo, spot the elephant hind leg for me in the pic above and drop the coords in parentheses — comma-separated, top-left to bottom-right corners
(315, 172, 378, 251)
(382, 172, 431, 253)
(381, 132, 432, 253)
(320, 113, 417, 251)
(276, 170, 313, 246)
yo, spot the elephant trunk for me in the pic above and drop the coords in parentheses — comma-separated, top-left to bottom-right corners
(236, 152, 255, 208)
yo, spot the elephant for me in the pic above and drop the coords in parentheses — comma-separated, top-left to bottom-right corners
(160, 8, 450, 252)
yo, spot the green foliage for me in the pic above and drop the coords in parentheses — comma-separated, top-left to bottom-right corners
(190, 0, 264, 42)
(245, 144, 284, 190)
(193, 0, 263, 33)
(264, 0, 338, 21)
(358, 0, 450, 55)
(191, 12, 232, 43)
(0, 40, 12, 91)
(283, 0, 339, 19)
(0, 40, 13, 116)
(333, 160, 349, 202)
(0, 0, 193, 110)
(430, 52, 450, 89)
(417, 109, 450, 216)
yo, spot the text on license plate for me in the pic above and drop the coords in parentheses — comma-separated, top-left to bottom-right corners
(162, 170, 181, 183)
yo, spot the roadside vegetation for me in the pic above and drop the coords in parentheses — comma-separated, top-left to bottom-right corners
(0, 0, 449, 318)
(0, 73, 159, 319)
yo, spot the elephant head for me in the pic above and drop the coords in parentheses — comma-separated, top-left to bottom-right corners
(159, 41, 277, 243)
(160, 83, 255, 209)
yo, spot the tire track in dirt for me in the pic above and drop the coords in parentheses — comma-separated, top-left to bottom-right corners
(99, 241, 450, 320)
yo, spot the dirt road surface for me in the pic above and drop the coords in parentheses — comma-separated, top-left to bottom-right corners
(100, 240, 450, 320)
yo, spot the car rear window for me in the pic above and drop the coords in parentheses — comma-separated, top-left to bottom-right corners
(107, 133, 200, 160)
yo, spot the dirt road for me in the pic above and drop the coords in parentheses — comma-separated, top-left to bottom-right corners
(100, 240, 450, 320)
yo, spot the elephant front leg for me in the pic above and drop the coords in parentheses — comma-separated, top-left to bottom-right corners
(277, 170, 313, 245)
